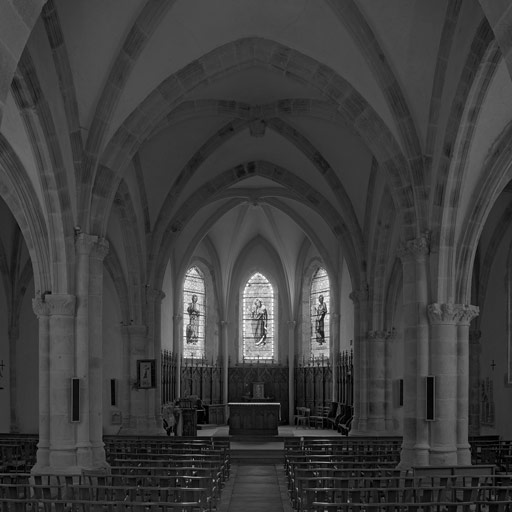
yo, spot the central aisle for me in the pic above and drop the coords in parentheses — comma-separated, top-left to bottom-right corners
(219, 463, 293, 512)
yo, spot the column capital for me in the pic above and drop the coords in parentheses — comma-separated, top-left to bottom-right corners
(75, 233, 109, 260)
(458, 305, 480, 325)
(385, 327, 396, 340)
(427, 303, 479, 325)
(124, 324, 147, 336)
(367, 330, 386, 341)
(43, 294, 76, 316)
(397, 231, 431, 261)
(146, 288, 165, 303)
(349, 282, 369, 304)
(91, 237, 109, 260)
(32, 297, 52, 317)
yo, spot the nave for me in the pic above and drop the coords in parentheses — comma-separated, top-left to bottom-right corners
(1, 428, 512, 510)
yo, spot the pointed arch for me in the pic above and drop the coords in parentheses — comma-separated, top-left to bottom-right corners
(183, 266, 206, 360)
(242, 272, 275, 362)
(310, 267, 331, 362)
(93, 38, 416, 238)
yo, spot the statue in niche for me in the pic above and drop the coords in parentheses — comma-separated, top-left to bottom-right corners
(315, 294, 327, 344)
(251, 298, 268, 346)
(186, 294, 200, 344)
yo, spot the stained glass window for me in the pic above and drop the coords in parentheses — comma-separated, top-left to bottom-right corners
(183, 266, 205, 359)
(242, 272, 275, 361)
(310, 267, 330, 361)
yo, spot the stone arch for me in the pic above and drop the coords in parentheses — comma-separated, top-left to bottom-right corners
(93, 38, 417, 238)
(78, 1, 177, 226)
(104, 245, 131, 325)
(140, 103, 363, 270)
(325, 0, 426, 227)
(367, 191, 397, 330)
(12, 50, 75, 293)
(0, 0, 45, 124)
(149, 162, 359, 296)
(0, 134, 51, 294)
(431, 21, 497, 302)
(457, 119, 512, 303)
(231, 235, 286, 363)
(113, 181, 146, 325)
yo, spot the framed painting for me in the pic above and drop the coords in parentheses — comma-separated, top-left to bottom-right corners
(137, 359, 156, 389)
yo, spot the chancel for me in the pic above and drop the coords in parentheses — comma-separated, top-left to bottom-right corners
(2, 1, 512, 510)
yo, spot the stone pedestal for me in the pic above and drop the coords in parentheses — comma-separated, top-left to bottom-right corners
(397, 233, 430, 468)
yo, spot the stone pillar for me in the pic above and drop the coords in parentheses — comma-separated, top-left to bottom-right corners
(32, 298, 51, 471)
(174, 314, 183, 398)
(74, 234, 92, 467)
(147, 288, 166, 433)
(288, 320, 296, 425)
(120, 325, 131, 429)
(385, 328, 396, 431)
(397, 233, 430, 468)
(468, 330, 482, 436)
(367, 330, 386, 432)
(8, 324, 19, 433)
(426, 303, 478, 465)
(221, 321, 229, 418)
(331, 313, 340, 402)
(127, 324, 148, 433)
(44, 294, 77, 472)
(457, 306, 479, 465)
(75, 233, 109, 468)
(88, 237, 109, 466)
(349, 283, 369, 434)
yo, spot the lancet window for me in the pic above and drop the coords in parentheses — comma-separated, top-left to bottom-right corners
(242, 272, 275, 362)
(310, 267, 330, 361)
(183, 266, 206, 359)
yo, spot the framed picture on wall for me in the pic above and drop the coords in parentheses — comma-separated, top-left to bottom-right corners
(137, 359, 156, 389)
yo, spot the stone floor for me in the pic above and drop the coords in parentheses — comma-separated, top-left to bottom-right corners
(201, 424, 338, 511)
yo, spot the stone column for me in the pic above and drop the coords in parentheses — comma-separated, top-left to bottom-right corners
(74, 234, 93, 467)
(457, 306, 479, 464)
(349, 283, 369, 434)
(288, 320, 296, 425)
(468, 330, 482, 436)
(331, 313, 340, 401)
(120, 325, 131, 430)
(8, 324, 19, 433)
(367, 330, 386, 432)
(221, 321, 229, 418)
(127, 324, 148, 433)
(47, 294, 77, 472)
(147, 288, 165, 433)
(397, 233, 430, 468)
(174, 314, 183, 398)
(385, 328, 396, 431)
(88, 237, 109, 466)
(32, 298, 51, 471)
(427, 303, 461, 465)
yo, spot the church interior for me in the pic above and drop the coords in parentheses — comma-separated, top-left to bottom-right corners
(2, 0, 512, 509)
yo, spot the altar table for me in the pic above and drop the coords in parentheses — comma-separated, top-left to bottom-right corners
(228, 402, 280, 435)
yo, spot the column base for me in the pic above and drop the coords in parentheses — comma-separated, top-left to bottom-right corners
(398, 443, 430, 469)
(429, 446, 458, 466)
(457, 445, 472, 466)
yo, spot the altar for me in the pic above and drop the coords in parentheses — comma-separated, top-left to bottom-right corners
(228, 402, 280, 435)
